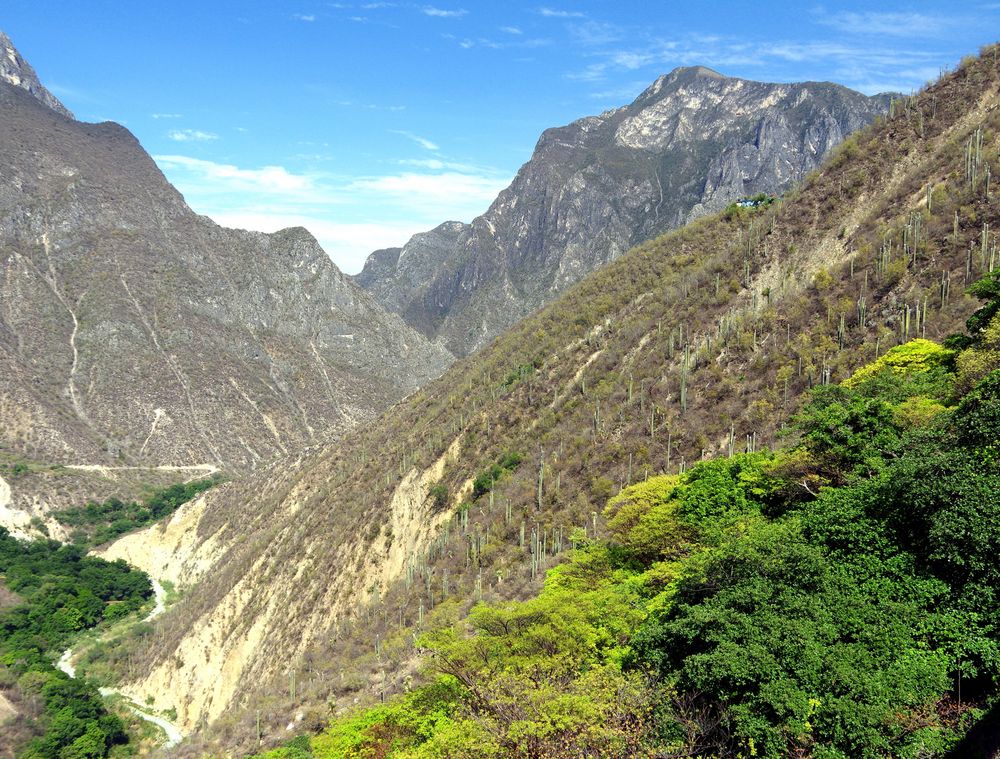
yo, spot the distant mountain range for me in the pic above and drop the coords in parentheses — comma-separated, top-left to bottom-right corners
(0, 32, 894, 480)
(356, 66, 893, 356)
(0, 32, 451, 474)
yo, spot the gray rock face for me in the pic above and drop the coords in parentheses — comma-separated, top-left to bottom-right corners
(0, 31, 73, 118)
(356, 66, 892, 357)
(0, 41, 452, 471)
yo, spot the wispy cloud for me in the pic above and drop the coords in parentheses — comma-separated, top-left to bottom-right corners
(441, 30, 550, 52)
(168, 129, 219, 142)
(398, 157, 487, 172)
(422, 6, 468, 17)
(568, 20, 624, 45)
(153, 154, 511, 273)
(350, 172, 508, 206)
(335, 99, 407, 111)
(151, 112, 183, 119)
(562, 31, 945, 95)
(500, 25, 523, 34)
(292, 12, 317, 21)
(212, 213, 434, 270)
(537, 7, 585, 18)
(390, 129, 440, 150)
(817, 10, 961, 38)
(154, 155, 318, 195)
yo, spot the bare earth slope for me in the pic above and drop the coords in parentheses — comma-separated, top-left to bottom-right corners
(118, 49, 1000, 751)
(356, 66, 892, 356)
(0, 38, 452, 477)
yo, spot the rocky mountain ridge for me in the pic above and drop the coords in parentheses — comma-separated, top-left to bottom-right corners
(0, 35, 453, 492)
(356, 66, 893, 356)
(0, 30, 72, 118)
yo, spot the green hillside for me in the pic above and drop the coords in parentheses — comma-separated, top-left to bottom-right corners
(0, 532, 151, 757)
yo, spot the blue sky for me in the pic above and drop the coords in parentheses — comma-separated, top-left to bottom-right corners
(3, 2, 996, 273)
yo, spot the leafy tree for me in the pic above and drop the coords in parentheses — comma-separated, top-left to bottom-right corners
(0, 527, 147, 757)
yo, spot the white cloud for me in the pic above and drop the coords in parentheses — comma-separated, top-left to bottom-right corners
(398, 157, 485, 172)
(611, 51, 655, 70)
(292, 13, 316, 21)
(209, 212, 430, 273)
(350, 172, 508, 206)
(152, 154, 511, 274)
(155, 155, 320, 195)
(389, 129, 440, 151)
(500, 25, 522, 34)
(422, 6, 468, 17)
(568, 20, 623, 46)
(168, 129, 219, 142)
(537, 7, 585, 18)
(151, 112, 183, 119)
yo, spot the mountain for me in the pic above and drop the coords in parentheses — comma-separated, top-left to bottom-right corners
(0, 31, 72, 118)
(0, 35, 452, 486)
(355, 67, 893, 357)
(105, 48, 1000, 750)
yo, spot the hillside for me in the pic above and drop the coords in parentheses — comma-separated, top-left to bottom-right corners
(0, 33, 452, 495)
(103, 46, 1000, 753)
(356, 66, 892, 356)
(259, 292, 1000, 757)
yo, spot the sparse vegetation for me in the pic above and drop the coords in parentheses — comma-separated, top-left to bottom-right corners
(254, 270, 1000, 755)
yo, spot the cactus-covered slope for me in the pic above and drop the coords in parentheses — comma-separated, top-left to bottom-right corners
(118, 47, 1000, 752)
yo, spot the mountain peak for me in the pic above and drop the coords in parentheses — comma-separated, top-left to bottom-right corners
(671, 64, 725, 79)
(639, 65, 728, 100)
(0, 31, 74, 119)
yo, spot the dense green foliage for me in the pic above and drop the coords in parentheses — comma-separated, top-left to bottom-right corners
(52, 477, 217, 548)
(0, 529, 151, 757)
(256, 271, 1000, 757)
(471, 453, 524, 500)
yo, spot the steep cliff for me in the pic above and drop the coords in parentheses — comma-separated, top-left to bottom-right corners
(356, 66, 892, 356)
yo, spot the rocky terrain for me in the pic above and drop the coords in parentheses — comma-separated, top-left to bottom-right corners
(356, 66, 893, 356)
(0, 35, 452, 489)
(0, 31, 72, 118)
